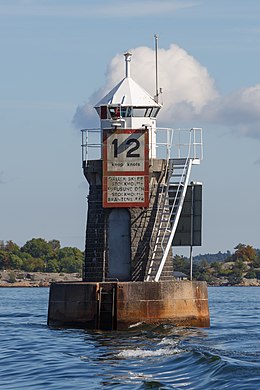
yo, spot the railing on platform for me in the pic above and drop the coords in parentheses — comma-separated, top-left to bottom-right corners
(81, 127, 203, 165)
(81, 128, 101, 165)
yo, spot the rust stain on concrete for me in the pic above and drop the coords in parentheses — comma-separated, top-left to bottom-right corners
(48, 280, 210, 329)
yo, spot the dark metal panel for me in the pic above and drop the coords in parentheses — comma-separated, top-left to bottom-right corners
(172, 184, 202, 247)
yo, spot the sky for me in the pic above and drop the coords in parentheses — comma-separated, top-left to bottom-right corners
(1, 0, 260, 255)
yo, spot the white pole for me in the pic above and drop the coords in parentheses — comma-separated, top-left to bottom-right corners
(154, 34, 159, 102)
(190, 183, 194, 280)
(124, 52, 132, 78)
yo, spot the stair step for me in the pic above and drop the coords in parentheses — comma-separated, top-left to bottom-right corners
(170, 182, 184, 186)
(172, 158, 187, 165)
(147, 158, 191, 282)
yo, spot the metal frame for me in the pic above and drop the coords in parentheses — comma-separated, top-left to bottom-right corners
(81, 127, 203, 163)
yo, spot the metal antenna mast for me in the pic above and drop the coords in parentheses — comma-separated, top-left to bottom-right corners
(154, 34, 159, 102)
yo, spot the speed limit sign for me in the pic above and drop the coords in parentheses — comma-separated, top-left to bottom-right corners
(103, 129, 149, 208)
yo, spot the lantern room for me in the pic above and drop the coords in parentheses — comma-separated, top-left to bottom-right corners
(94, 52, 161, 158)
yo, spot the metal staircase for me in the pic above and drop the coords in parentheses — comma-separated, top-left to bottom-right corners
(81, 127, 203, 283)
(146, 157, 192, 281)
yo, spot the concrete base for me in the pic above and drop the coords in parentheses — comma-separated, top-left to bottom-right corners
(48, 281, 210, 330)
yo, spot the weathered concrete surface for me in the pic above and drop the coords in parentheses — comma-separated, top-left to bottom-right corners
(117, 281, 209, 329)
(48, 282, 98, 328)
(48, 280, 210, 329)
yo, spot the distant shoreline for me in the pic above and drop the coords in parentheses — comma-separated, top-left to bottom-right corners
(0, 270, 259, 287)
(0, 270, 81, 288)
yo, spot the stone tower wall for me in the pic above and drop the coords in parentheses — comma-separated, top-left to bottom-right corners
(83, 159, 173, 282)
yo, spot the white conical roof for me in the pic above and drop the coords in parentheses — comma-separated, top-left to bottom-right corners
(95, 76, 161, 108)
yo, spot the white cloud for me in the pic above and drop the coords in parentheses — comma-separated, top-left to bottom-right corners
(73, 44, 218, 127)
(203, 85, 260, 138)
(73, 44, 260, 139)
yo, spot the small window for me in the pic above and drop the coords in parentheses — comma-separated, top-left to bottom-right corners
(126, 107, 133, 117)
(130, 107, 159, 117)
(151, 108, 160, 117)
(144, 108, 153, 117)
(120, 107, 127, 117)
(120, 107, 133, 117)
(132, 108, 147, 117)
(100, 106, 107, 119)
(109, 106, 120, 119)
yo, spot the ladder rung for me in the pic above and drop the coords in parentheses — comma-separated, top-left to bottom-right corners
(170, 183, 184, 187)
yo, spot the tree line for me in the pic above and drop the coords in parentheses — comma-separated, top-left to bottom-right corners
(0, 238, 84, 274)
(1, 239, 259, 284)
(174, 243, 260, 285)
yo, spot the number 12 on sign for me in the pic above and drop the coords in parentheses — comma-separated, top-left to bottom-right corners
(103, 129, 149, 208)
(104, 129, 147, 173)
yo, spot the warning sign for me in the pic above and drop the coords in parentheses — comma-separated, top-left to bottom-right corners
(107, 176, 145, 203)
(103, 129, 149, 208)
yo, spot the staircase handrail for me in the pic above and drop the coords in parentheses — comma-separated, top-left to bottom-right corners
(154, 129, 195, 281)
(160, 129, 194, 248)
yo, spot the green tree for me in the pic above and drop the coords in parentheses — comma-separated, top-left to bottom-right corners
(173, 255, 190, 275)
(232, 244, 256, 263)
(211, 261, 226, 278)
(0, 250, 10, 269)
(244, 269, 256, 279)
(46, 259, 59, 273)
(58, 247, 84, 273)
(0, 238, 85, 273)
(5, 240, 20, 254)
(9, 254, 23, 269)
(252, 257, 260, 268)
(22, 257, 45, 272)
(49, 239, 61, 252)
(234, 258, 247, 272)
(193, 260, 215, 282)
(228, 268, 243, 285)
(21, 238, 52, 258)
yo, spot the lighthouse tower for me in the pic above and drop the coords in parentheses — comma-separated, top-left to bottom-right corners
(48, 50, 210, 330)
(82, 52, 176, 283)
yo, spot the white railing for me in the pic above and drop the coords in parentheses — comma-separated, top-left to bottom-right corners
(81, 127, 203, 164)
(156, 127, 203, 161)
(154, 158, 192, 282)
(81, 128, 101, 165)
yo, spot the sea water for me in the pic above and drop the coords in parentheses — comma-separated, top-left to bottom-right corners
(0, 286, 259, 389)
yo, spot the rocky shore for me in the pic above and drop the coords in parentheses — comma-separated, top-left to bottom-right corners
(209, 278, 260, 287)
(0, 270, 81, 287)
(0, 270, 259, 287)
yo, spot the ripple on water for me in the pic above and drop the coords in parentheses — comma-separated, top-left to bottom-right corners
(0, 287, 259, 389)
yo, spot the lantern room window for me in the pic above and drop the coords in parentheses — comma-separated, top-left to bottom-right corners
(131, 107, 159, 117)
(109, 106, 120, 119)
(105, 106, 160, 119)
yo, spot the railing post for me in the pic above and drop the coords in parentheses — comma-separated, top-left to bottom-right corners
(81, 129, 85, 167)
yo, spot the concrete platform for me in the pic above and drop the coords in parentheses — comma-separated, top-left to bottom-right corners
(48, 280, 210, 330)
